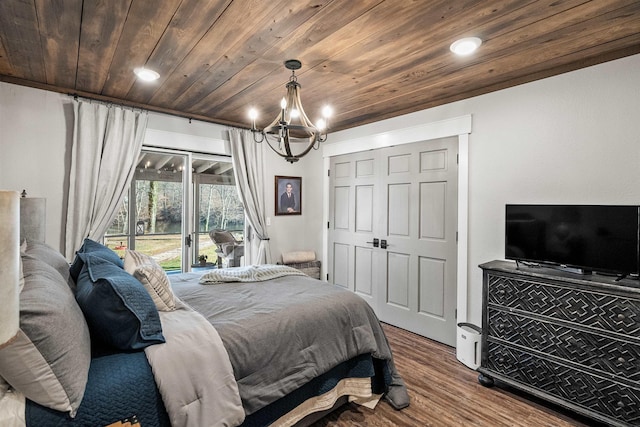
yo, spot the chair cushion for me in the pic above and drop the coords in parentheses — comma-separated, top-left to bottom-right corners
(220, 242, 238, 256)
(210, 230, 236, 244)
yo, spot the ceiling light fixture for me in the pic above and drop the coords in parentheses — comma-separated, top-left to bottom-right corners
(134, 67, 160, 82)
(450, 37, 482, 56)
(249, 59, 332, 163)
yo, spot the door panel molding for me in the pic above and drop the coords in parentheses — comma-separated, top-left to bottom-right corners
(355, 185, 374, 233)
(418, 256, 446, 317)
(387, 252, 410, 308)
(354, 246, 374, 296)
(388, 183, 410, 237)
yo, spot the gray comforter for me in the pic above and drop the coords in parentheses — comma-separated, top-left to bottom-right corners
(170, 272, 409, 415)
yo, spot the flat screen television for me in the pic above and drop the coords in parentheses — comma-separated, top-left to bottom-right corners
(505, 204, 640, 276)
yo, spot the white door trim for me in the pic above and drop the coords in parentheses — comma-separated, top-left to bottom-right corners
(322, 114, 472, 323)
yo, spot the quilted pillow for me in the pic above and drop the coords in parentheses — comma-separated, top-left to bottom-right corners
(75, 254, 165, 350)
(124, 249, 176, 311)
(24, 239, 75, 291)
(0, 255, 91, 417)
(69, 238, 123, 282)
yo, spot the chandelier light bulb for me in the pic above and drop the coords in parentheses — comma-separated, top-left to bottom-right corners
(290, 109, 300, 119)
(248, 108, 258, 130)
(322, 105, 333, 118)
(316, 118, 327, 130)
(280, 98, 287, 109)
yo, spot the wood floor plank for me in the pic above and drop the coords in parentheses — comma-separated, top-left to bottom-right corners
(311, 323, 604, 427)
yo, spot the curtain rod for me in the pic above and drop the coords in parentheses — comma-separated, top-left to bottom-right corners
(0, 75, 250, 129)
(67, 92, 253, 131)
(70, 94, 147, 113)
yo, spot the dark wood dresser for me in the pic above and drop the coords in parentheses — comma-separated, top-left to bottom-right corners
(478, 260, 640, 426)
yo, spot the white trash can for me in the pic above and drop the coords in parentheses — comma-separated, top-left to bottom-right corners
(456, 322, 482, 370)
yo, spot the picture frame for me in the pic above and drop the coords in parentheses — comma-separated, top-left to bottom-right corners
(275, 176, 302, 216)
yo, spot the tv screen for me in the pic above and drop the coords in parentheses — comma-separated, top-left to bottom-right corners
(505, 205, 640, 275)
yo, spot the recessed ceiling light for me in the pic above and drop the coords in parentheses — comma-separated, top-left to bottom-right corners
(134, 67, 160, 82)
(450, 37, 482, 56)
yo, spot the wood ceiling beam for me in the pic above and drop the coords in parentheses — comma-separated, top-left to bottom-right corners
(214, 163, 234, 175)
(195, 162, 217, 174)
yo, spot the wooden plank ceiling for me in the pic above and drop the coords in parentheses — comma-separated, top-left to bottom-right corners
(0, 0, 638, 132)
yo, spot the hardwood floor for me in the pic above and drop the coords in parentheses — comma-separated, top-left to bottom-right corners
(311, 323, 603, 427)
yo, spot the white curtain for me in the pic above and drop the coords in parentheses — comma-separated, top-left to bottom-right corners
(64, 99, 148, 260)
(229, 128, 271, 264)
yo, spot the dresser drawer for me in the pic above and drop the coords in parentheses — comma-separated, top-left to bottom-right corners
(485, 341, 640, 425)
(487, 309, 640, 382)
(487, 273, 640, 337)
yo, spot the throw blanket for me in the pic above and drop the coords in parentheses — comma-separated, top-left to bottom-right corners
(144, 299, 245, 427)
(199, 264, 306, 284)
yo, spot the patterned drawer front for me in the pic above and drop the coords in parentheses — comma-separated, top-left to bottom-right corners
(487, 309, 640, 382)
(487, 273, 640, 337)
(486, 341, 640, 425)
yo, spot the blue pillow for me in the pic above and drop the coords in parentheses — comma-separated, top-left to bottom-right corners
(75, 254, 165, 350)
(70, 238, 124, 281)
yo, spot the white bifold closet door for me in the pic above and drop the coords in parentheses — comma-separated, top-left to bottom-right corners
(328, 137, 458, 346)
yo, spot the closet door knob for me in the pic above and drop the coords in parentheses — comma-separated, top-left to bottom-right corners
(365, 238, 379, 247)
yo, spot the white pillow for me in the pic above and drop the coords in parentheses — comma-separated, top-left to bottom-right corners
(124, 250, 176, 311)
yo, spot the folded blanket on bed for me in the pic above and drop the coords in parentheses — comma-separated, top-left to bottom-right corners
(199, 264, 306, 284)
(144, 299, 245, 427)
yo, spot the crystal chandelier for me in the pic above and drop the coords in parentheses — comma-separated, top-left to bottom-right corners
(249, 60, 332, 163)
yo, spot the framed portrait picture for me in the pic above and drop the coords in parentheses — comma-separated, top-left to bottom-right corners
(275, 176, 301, 216)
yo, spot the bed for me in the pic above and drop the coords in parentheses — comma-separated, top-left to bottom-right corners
(0, 190, 409, 426)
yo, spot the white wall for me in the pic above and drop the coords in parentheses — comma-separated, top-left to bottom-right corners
(260, 145, 325, 265)
(0, 84, 326, 263)
(0, 84, 72, 247)
(327, 53, 640, 325)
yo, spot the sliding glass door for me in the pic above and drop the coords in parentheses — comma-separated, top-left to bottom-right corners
(192, 155, 244, 268)
(105, 149, 190, 271)
(105, 148, 243, 272)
